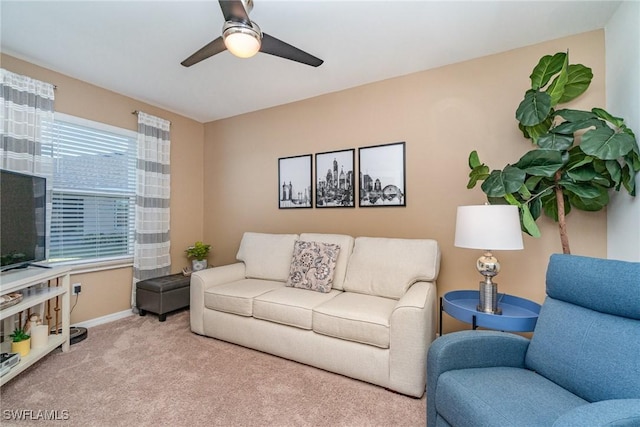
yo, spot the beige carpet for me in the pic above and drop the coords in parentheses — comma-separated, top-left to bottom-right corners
(1, 310, 426, 426)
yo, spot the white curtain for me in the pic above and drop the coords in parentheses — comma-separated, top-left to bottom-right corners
(132, 111, 171, 309)
(0, 69, 55, 257)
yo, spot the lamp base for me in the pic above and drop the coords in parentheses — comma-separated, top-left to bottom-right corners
(477, 280, 502, 315)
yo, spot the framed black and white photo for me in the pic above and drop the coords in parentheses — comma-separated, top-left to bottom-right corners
(278, 154, 313, 209)
(315, 149, 355, 208)
(358, 142, 406, 207)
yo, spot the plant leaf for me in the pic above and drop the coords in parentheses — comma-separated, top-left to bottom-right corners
(546, 54, 569, 106)
(487, 196, 508, 205)
(530, 52, 566, 90)
(537, 133, 574, 151)
(467, 165, 490, 189)
(516, 90, 552, 127)
(521, 204, 541, 237)
(519, 117, 554, 143)
(518, 183, 532, 200)
(566, 147, 593, 169)
(553, 118, 604, 135)
(580, 127, 636, 160)
(555, 109, 596, 122)
(605, 160, 622, 188)
(481, 166, 526, 197)
(567, 185, 609, 211)
(623, 125, 638, 141)
(566, 165, 597, 182)
(592, 107, 625, 128)
(560, 181, 603, 199)
(468, 150, 481, 169)
(525, 175, 544, 191)
(542, 191, 570, 222)
(557, 64, 593, 103)
(592, 175, 612, 188)
(528, 196, 543, 220)
(630, 150, 640, 170)
(620, 164, 637, 196)
(515, 149, 565, 177)
(504, 193, 520, 206)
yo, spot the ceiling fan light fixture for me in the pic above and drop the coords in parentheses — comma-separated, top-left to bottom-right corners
(223, 21, 261, 58)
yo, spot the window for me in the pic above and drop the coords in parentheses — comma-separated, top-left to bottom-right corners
(43, 113, 137, 264)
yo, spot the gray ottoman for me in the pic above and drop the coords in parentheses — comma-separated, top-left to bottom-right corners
(136, 273, 191, 321)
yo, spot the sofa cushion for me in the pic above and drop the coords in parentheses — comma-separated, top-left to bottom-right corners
(343, 237, 440, 299)
(286, 240, 340, 293)
(312, 292, 396, 348)
(203, 278, 284, 316)
(435, 367, 587, 427)
(253, 287, 342, 330)
(236, 232, 299, 281)
(299, 233, 354, 290)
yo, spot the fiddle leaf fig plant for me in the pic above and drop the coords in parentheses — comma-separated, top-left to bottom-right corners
(468, 51, 640, 254)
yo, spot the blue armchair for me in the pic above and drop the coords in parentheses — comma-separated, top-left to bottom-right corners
(427, 254, 640, 426)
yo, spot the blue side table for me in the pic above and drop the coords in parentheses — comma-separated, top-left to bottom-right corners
(439, 290, 541, 335)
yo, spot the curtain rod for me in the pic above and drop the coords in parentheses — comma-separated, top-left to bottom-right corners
(132, 110, 172, 124)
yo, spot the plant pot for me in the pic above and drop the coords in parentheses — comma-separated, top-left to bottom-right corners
(11, 338, 31, 357)
(192, 259, 207, 272)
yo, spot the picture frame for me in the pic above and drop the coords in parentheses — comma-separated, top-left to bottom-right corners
(278, 154, 313, 209)
(315, 149, 355, 208)
(358, 142, 406, 207)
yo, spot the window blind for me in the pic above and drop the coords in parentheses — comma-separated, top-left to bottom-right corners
(44, 114, 137, 263)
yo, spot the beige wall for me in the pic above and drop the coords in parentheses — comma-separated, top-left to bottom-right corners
(1, 30, 609, 330)
(1, 54, 205, 324)
(203, 31, 607, 333)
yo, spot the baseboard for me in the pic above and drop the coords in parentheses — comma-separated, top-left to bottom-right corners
(73, 309, 134, 329)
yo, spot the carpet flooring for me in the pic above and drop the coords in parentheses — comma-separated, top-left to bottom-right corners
(1, 310, 426, 426)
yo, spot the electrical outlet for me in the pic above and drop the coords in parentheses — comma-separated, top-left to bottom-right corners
(72, 283, 82, 295)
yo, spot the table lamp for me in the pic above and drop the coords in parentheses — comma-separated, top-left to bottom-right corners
(454, 205, 524, 314)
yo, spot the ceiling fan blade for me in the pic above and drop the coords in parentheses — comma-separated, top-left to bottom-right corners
(181, 37, 227, 67)
(260, 33, 323, 67)
(219, 0, 250, 23)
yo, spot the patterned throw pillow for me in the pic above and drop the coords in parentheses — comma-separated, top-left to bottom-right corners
(286, 241, 341, 293)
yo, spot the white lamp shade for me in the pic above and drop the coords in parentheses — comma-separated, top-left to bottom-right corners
(454, 205, 524, 250)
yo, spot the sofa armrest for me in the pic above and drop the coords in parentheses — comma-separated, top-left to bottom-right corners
(552, 399, 640, 427)
(190, 262, 246, 334)
(427, 330, 529, 426)
(388, 281, 437, 397)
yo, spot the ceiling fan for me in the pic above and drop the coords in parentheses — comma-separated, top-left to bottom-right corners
(181, 0, 323, 68)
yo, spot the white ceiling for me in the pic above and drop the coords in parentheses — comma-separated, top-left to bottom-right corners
(1, 0, 621, 123)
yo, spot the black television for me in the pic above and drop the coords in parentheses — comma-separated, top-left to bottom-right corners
(0, 169, 47, 271)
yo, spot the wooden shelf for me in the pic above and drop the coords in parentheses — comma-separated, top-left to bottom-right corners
(0, 333, 66, 386)
(1, 286, 66, 319)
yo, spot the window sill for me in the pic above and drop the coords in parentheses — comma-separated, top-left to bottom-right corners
(47, 257, 134, 275)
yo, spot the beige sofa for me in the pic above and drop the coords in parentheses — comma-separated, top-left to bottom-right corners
(190, 232, 441, 397)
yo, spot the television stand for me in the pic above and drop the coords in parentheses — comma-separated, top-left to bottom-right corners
(0, 266, 70, 385)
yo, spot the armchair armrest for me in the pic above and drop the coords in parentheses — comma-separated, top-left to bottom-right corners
(427, 330, 530, 426)
(552, 399, 640, 427)
(190, 262, 246, 334)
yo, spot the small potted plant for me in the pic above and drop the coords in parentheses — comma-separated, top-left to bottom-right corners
(185, 241, 211, 272)
(10, 327, 31, 357)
